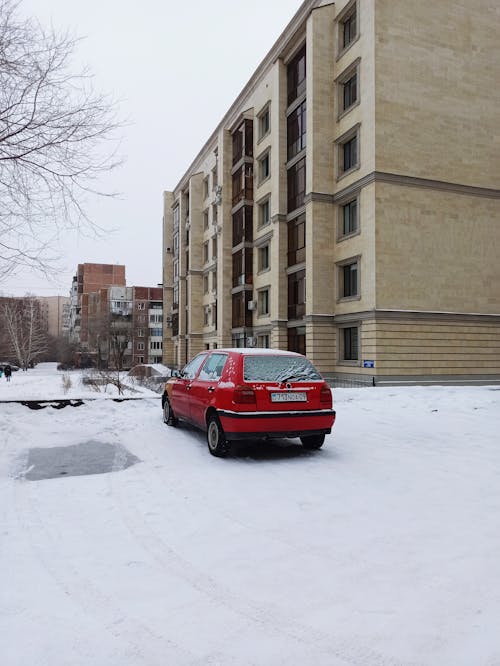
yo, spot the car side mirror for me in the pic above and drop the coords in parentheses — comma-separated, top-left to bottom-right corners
(171, 369, 180, 378)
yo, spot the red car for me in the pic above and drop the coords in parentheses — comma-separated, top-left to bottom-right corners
(162, 349, 336, 457)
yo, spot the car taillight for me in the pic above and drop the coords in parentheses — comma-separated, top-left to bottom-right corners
(233, 385, 256, 404)
(320, 384, 332, 406)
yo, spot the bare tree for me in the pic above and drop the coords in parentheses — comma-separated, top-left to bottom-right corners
(1, 295, 48, 368)
(0, 0, 122, 281)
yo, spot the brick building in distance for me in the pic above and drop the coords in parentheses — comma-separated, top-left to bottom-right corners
(69, 263, 163, 368)
(69, 263, 126, 347)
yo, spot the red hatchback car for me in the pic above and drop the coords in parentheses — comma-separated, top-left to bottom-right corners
(162, 349, 336, 457)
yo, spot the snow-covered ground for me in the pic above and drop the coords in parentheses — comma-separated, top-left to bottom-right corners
(1, 363, 500, 666)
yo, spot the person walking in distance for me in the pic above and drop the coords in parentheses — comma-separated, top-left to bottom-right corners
(4, 364, 12, 382)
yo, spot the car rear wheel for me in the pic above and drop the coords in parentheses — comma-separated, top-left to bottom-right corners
(207, 414, 229, 457)
(163, 397, 177, 426)
(300, 434, 325, 450)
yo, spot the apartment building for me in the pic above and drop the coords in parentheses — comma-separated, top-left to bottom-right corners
(162, 0, 500, 383)
(131, 286, 163, 365)
(37, 296, 70, 337)
(68, 263, 126, 346)
(85, 285, 163, 369)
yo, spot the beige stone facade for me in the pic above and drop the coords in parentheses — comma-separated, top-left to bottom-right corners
(162, 0, 500, 384)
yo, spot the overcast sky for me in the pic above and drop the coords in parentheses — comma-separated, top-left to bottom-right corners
(1, 0, 302, 298)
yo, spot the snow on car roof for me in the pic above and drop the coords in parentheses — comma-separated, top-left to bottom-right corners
(214, 348, 302, 356)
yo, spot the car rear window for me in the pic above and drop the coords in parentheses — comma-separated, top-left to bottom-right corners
(243, 355, 322, 382)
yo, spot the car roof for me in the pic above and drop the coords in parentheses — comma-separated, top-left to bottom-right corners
(209, 348, 303, 357)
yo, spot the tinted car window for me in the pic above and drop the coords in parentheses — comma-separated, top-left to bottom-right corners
(181, 353, 208, 379)
(198, 353, 228, 381)
(243, 355, 322, 382)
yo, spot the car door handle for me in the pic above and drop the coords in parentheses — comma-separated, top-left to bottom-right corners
(207, 386, 215, 393)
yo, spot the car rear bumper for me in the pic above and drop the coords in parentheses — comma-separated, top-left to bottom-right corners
(217, 408, 336, 441)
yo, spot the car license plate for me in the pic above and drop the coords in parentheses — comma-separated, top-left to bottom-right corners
(271, 392, 307, 403)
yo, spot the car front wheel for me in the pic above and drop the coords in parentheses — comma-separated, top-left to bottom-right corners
(163, 397, 177, 426)
(300, 434, 325, 450)
(206, 414, 229, 457)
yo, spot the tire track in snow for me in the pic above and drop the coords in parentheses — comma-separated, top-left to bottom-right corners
(108, 448, 421, 666)
(12, 477, 196, 666)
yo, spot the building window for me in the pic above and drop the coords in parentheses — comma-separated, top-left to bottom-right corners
(212, 270, 217, 292)
(232, 292, 252, 328)
(258, 245, 269, 272)
(203, 275, 209, 293)
(288, 269, 306, 320)
(258, 105, 270, 139)
(232, 164, 253, 205)
(137, 356, 144, 364)
(203, 242, 209, 264)
(257, 334, 270, 348)
(342, 326, 359, 361)
(137, 342, 145, 351)
(339, 2, 357, 52)
(173, 205, 180, 231)
(137, 328, 144, 337)
(258, 198, 270, 228)
(288, 326, 306, 355)
(287, 157, 306, 212)
(232, 248, 253, 287)
(203, 176, 209, 199)
(232, 119, 253, 165)
(343, 136, 357, 172)
(203, 210, 209, 230)
(204, 306, 210, 326)
(339, 259, 359, 298)
(341, 70, 358, 112)
(287, 45, 306, 106)
(232, 333, 246, 348)
(337, 126, 360, 176)
(212, 165, 218, 188)
(232, 206, 253, 246)
(258, 151, 270, 182)
(288, 214, 305, 266)
(137, 302, 145, 310)
(258, 288, 270, 316)
(340, 198, 358, 237)
(287, 100, 306, 160)
(212, 237, 217, 261)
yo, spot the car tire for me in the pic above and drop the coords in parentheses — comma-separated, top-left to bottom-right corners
(300, 434, 325, 450)
(206, 414, 229, 457)
(163, 397, 177, 426)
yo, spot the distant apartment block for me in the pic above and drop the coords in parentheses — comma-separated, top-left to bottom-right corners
(37, 296, 70, 337)
(68, 263, 126, 346)
(162, 0, 500, 384)
(71, 268, 163, 368)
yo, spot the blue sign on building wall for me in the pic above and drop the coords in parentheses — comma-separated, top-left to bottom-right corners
(363, 360, 375, 368)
